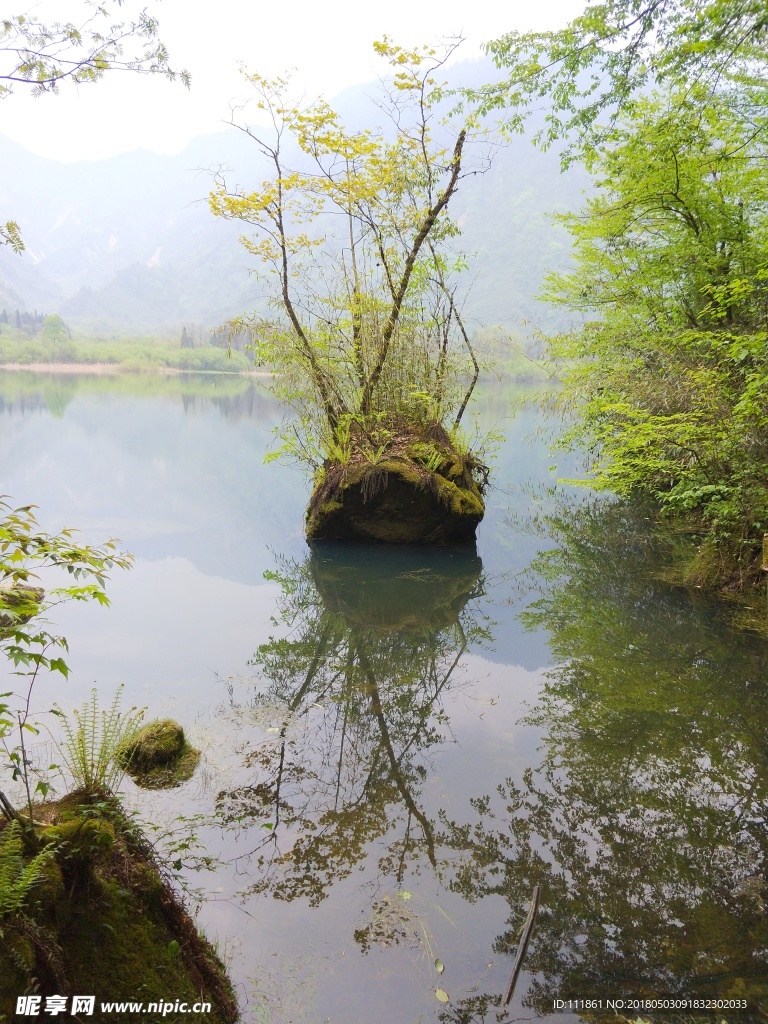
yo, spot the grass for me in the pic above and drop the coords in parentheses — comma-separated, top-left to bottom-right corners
(0, 330, 251, 373)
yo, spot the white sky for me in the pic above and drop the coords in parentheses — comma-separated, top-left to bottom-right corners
(1, 0, 586, 162)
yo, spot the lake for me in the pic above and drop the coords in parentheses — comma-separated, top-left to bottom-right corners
(1, 370, 766, 1023)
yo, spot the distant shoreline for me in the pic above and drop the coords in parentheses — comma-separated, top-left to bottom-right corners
(0, 362, 273, 378)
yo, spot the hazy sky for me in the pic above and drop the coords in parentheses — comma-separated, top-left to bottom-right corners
(2, 0, 586, 162)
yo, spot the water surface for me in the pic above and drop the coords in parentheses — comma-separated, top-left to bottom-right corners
(1, 370, 766, 1023)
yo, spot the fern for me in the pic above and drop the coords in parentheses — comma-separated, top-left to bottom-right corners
(53, 686, 146, 792)
(0, 820, 56, 921)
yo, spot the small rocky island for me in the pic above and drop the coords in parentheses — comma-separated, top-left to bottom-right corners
(305, 423, 487, 544)
(211, 47, 492, 543)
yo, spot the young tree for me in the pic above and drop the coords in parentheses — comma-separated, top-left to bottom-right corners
(210, 39, 490, 542)
(1, 499, 132, 820)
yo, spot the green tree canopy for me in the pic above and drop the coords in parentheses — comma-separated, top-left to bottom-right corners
(544, 86, 768, 590)
(479, 0, 768, 157)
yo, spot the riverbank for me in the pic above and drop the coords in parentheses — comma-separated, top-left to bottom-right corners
(0, 791, 239, 1023)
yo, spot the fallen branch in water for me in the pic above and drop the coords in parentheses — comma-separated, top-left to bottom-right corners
(503, 884, 540, 1006)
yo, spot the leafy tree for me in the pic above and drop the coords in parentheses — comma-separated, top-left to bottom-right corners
(479, 0, 768, 158)
(209, 39, 489, 474)
(40, 314, 70, 344)
(1, 0, 188, 252)
(542, 88, 768, 590)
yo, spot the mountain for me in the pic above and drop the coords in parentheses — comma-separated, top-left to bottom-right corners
(0, 61, 587, 337)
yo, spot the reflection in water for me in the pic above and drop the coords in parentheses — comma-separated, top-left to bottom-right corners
(5, 370, 767, 1019)
(216, 544, 490, 912)
(439, 499, 768, 1020)
(216, 517, 768, 1021)
(0, 370, 270, 421)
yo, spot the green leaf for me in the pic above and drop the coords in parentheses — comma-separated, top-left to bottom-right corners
(435, 988, 449, 1003)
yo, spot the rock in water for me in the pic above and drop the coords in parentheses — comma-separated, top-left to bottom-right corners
(305, 449, 486, 545)
(115, 719, 200, 789)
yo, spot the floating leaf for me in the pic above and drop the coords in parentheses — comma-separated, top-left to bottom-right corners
(435, 989, 449, 1003)
(435, 959, 444, 974)
(397, 889, 412, 900)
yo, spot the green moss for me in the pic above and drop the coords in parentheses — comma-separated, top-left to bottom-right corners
(306, 499, 344, 535)
(29, 857, 66, 913)
(0, 801, 238, 1023)
(62, 878, 219, 1019)
(0, 582, 45, 634)
(41, 818, 115, 861)
(117, 720, 185, 771)
(115, 720, 200, 789)
(1, 928, 35, 973)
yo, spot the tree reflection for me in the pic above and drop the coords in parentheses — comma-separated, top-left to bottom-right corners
(216, 544, 490, 908)
(439, 499, 768, 1019)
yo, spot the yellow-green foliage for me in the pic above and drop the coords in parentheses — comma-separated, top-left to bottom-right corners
(547, 89, 768, 590)
(208, 40, 491, 480)
(55, 687, 146, 793)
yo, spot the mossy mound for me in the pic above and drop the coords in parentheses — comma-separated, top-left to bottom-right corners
(116, 720, 200, 789)
(305, 426, 487, 544)
(0, 793, 238, 1023)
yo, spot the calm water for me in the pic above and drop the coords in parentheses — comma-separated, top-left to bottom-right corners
(1, 371, 767, 1023)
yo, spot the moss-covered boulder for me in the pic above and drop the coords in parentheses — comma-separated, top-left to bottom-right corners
(116, 719, 200, 789)
(0, 794, 238, 1023)
(305, 429, 486, 544)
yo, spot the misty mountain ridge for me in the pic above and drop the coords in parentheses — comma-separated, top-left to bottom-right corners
(0, 60, 587, 338)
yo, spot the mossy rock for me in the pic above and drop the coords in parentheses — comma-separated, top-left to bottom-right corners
(116, 720, 200, 789)
(0, 798, 239, 1023)
(29, 856, 66, 911)
(306, 456, 485, 544)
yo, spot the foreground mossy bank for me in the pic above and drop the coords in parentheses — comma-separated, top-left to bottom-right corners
(0, 793, 238, 1024)
(305, 425, 487, 544)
